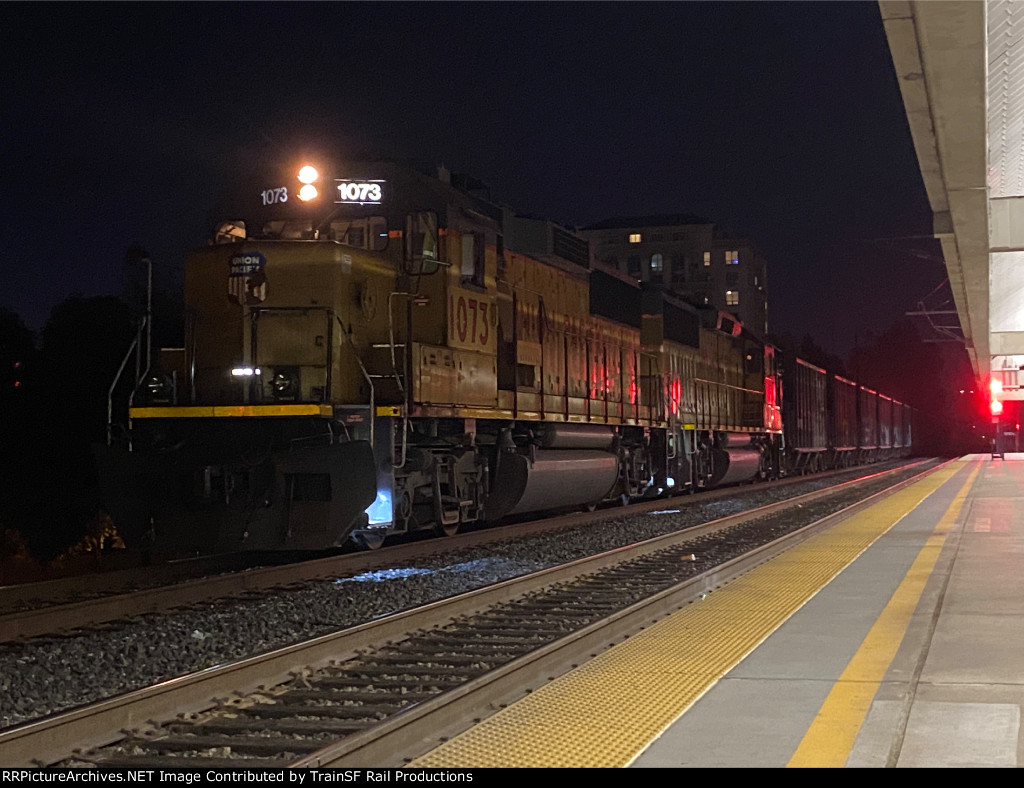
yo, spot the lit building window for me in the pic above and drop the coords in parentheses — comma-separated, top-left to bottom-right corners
(726, 290, 740, 306)
(629, 233, 642, 243)
(725, 250, 739, 265)
(703, 251, 711, 266)
(650, 253, 663, 272)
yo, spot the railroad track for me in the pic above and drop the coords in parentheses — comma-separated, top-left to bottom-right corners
(0, 459, 945, 768)
(0, 461, 924, 644)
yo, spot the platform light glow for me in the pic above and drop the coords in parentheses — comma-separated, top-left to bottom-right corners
(365, 489, 393, 525)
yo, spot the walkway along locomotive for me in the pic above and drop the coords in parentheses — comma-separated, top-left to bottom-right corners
(97, 160, 909, 554)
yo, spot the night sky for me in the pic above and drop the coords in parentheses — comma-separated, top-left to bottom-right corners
(2, 1, 941, 358)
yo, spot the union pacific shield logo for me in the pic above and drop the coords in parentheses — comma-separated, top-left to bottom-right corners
(228, 252, 267, 304)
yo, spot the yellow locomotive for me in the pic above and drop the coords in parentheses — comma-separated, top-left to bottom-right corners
(97, 160, 784, 553)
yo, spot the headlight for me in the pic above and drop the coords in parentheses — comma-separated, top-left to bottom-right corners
(270, 367, 300, 400)
(142, 374, 175, 404)
(297, 166, 319, 202)
(365, 489, 393, 526)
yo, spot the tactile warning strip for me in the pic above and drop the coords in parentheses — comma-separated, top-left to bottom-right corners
(409, 464, 963, 768)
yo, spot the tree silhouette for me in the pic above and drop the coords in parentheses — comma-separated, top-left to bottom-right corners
(0, 308, 39, 551)
(0, 296, 138, 559)
(0, 307, 35, 396)
(40, 295, 137, 445)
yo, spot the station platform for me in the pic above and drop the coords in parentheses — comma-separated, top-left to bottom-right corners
(409, 454, 1024, 768)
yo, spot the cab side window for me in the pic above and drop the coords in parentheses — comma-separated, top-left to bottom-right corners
(405, 212, 439, 273)
(329, 217, 388, 251)
(460, 231, 485, 289)
(368, 217, 388, 251)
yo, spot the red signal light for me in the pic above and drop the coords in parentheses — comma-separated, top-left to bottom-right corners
(991, 399, 1004, 416)
(669, 378, 681, 415)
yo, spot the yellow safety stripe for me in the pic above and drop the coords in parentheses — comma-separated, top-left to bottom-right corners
(129, 404, 333, 418)
(786, 463, 980, 767)
(409, 463, 965, 768)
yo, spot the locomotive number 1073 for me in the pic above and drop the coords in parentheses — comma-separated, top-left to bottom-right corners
(261, 187, 288, 205)
(450, 294, 493, 349)
(335, 180, 384, 205)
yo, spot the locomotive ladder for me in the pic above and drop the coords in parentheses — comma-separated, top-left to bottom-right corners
(366, 340, 408, 470)
(337, 316, 378, 451)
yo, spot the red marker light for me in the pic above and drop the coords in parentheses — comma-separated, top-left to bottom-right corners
(991, 399, 1004, 416)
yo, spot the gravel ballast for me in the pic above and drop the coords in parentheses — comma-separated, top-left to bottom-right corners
(0, 463, 934, 730)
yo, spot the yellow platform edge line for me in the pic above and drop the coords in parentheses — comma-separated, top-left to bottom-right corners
(409, 463, 966, 768)
(786, 463, 980, 768)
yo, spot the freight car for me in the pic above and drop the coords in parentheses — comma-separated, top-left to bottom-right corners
(96, 159, 905, 555)
(780, 352, 913, 473)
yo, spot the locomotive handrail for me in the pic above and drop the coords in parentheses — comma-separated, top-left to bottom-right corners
(186, 310, 198, 404)
(336, 315, 375, 450)
(387, 292, 411, 469)
(106, 316, 147, 448)
(386, 293, 408, 397)
(692, 377, 765, 396)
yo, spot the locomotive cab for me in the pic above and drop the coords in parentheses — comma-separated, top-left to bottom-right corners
(103, 162, 458, 553)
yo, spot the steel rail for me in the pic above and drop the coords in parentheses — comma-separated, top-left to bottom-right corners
(1, 460, 930, 645)
(0, 459, 944, 767)
(297, 458, 952, 767)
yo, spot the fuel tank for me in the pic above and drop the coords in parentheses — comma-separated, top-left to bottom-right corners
(484, 449, 619, 521)
(709, 447, 762, 487)
(535, 424, 616, 451)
